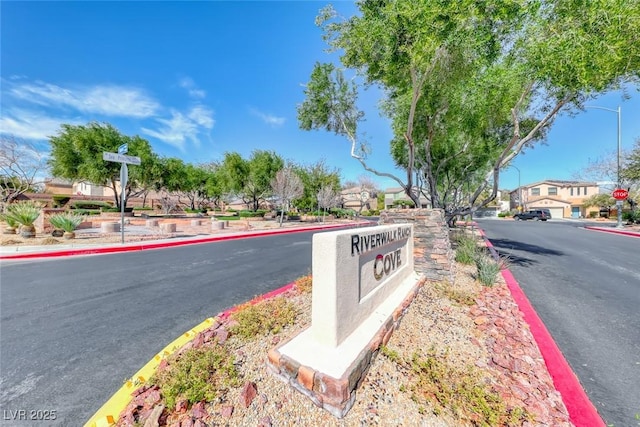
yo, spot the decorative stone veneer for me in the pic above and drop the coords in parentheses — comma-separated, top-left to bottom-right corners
(267, 276, 427, 418)
(379, 208, 455, 283)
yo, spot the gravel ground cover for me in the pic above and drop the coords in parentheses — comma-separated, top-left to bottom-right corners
(114, 262, 573, 427)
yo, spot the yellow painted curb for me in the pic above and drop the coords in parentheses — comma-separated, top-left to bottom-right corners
(84, 317, 219, 427)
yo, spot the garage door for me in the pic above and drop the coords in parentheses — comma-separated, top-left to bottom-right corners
(547, 207, 564, 219)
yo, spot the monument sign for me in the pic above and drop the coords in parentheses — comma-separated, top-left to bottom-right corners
(269, 224, 422, 417)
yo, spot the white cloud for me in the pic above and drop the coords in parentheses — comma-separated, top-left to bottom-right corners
(0, 109, 77, 140)
(141, 105, 214, 151)
(188, 105, 215, 128)
(1, 78, 215, 151)
(8, 81, 159, 118)
(250, 108, 285, 128)
(178, 76, 206, 99)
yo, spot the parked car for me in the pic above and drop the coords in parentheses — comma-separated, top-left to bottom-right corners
(513, 209, 551, 221)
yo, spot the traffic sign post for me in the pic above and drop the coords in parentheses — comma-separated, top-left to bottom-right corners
(120, 163, 128, 244)
(103, 151, 141, 243)
(612, 188, 628, 229)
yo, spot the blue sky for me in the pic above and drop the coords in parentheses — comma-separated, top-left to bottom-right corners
(1, 1, 638, 192)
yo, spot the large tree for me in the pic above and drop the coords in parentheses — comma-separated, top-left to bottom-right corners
(48, 122, 157, 209)
(300, 0, 640, 224)
(292, 160, 341, 211)
(218, 150, 284, 211)
(0, 135, 48, 208)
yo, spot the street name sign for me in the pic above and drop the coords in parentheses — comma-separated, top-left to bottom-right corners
(612, 188, 629, 200)
(102, 152, 141, 165)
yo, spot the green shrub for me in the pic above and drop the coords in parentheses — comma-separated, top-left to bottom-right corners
(453, 234, 478, 265)
(52, 195, 71, 208)
(133, 206, 153, 211)
(49, 212, 85, 232)
(622, 210, 640, 223)
(588, 211, 598, 218)
(239, 210, 265, 218)
(393, 199, 415, 208)
(101, 207, 120, 213)
(73, 200, 113, 209)
(150, 346, 240, 410)
(73, 209, 101, 216)
(497, 212, 510, 218)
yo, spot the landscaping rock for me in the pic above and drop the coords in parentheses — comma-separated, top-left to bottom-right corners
(220, 405, 234, 418)
(191, 401, 208, 418)
(239, 381, 257, 408)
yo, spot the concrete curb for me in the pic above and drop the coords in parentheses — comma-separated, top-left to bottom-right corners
(478, 227, 605, 427)
(584, 226, 640, 238)
(84, 281, 298, 427)
(1, 222, 371, 261)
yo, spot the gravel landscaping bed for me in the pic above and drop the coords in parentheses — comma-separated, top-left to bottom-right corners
(115, 263, 573, 427)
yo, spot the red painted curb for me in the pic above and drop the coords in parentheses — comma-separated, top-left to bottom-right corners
(477, 227, 605, 427)
(584, 226, 640, 238)
(0, 222, 371, 261)
(218, 282, 298, 320)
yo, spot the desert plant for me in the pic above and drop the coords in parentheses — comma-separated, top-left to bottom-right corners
(294, 275, 313, 294)
(6, 201, 41, 227)
(149, 346, 240, 410)
(49, 212, 85, 233)
(404, 350, 531, 425)
(475, 253, 502, 286)
(0, 212, 19, 232)
(453, 233, 479, 265)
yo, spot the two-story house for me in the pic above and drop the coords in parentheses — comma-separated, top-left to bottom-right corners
(383, 187, 431, 209)
(509, 180, 599, 219)
(340, 186, 376, 212)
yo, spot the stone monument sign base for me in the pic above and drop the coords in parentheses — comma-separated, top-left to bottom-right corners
(267, 273, 425, 418)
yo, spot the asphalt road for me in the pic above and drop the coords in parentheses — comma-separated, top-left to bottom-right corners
(0, 230, 322, 426)
(476, 219, 640, 427)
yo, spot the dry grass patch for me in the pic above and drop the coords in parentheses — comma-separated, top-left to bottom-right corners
(294, 274, 313, 294)
(433, 282, 477, 306)
(229, 296, 299, 339)
(381, 346, 531, 426)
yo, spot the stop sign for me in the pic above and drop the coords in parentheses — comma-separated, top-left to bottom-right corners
(612, 188, 629, 200)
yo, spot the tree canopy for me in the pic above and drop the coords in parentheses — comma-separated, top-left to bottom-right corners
(48, 122, 156, 209)
(300, 0, 640, 224)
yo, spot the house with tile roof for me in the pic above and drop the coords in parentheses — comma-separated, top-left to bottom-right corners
(509, 180, 600, 219)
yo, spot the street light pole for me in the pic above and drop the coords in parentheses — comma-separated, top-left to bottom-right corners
(585, 105, 622, 228)
(507, 164, 522, 211)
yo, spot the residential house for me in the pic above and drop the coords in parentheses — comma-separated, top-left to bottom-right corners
(43, 177, 74, 195)
(383, 187, 431, 209)
(509, 180, 599, 219)
(340, 186, 376, 212)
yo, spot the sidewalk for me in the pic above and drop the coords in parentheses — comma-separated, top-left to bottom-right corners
(0, 219, 372, 260)
(583, 224, 640, 238)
